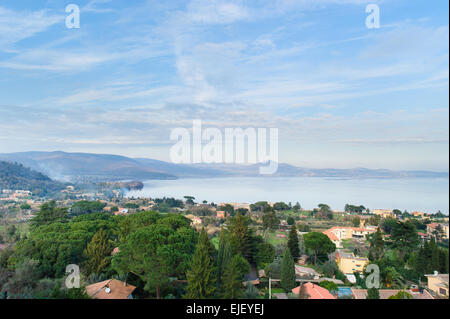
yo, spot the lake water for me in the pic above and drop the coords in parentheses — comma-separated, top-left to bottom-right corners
(125, 177, 449, 214)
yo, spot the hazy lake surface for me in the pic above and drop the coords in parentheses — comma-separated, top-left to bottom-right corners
(126, 177, 449, 214)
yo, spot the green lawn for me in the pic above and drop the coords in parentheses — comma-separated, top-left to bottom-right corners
(264, 231, 288, 246)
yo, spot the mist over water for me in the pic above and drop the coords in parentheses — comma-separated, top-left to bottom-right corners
(126, 177, 450, 214)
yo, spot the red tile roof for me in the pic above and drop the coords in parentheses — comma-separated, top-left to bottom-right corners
(292, 282, 336, 299)
(85, 279, 136, 299)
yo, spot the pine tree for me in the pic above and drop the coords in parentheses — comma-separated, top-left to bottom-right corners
(281, 249, 296, 292)
(287, 225, 300, 262)
(185, 229, 216, 299)
(84, 228, 113, 275)
(217, 229, 226, 279)
(222, 255, 244, 299)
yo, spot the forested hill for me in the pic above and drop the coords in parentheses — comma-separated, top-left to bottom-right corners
(0, 161, 66, 196)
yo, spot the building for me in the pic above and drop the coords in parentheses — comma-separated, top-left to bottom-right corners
(185, 214, 202, 225)
(412, 211, 429, 219)
(372, 209, 394, 219)
(292, 282, 336, 299)
(427, 223, 449, 240)
(323, 226, 377, 248)
(216, 210, 227, 219)
(114, 208, 129, 216)
(351, 288, 434, 299)
(85, 279, 136, 299)
(425, 272, 449, 298)
(336, 251, 369, 274)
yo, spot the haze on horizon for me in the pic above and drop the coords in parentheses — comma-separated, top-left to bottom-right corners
(0, 0, 448, 171)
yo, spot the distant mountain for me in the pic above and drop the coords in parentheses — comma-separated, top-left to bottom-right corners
(0, 151, 447, 182)
(0, 152, 176, 181)
(0, 161, 66, 196)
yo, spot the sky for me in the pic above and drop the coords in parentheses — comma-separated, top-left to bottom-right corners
(0, 0, 448, 171)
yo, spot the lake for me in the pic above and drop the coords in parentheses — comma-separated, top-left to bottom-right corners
(125, 177, 449, 214)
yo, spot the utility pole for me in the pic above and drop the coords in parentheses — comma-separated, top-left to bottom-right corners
(269, 277, 271, 299)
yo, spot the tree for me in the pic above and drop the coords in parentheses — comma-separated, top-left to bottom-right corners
(184, 196, 196, 205)
(351, 217, 360, 227)
(287, 225, 300, 262)
(84, 228, 113, 276)
(262, 208, 279, 230)
(368, 228, 384, 261)
(292, 202, 301, 212)
(265, 257, 282, 279)
(71, 201, 106, 216)
(281, 249, 296, 292)
(112, 215, 197, 299)
(287, 216, 295, 226)
(243, 283, 259, 299)
(367, 288, 380, 299)
(222, 255, 248, 299)
(388, 291, 413, 299)
(219, 204, 235, 216)
(391, 220, 419, 259)
(273, 202, 290, 211)
(319, 280, 338, 293)
(185, 229, 216, 299)
(31, 201, 68, 228)
(228, 213, 255, 263)
(303, 232, 336, 265)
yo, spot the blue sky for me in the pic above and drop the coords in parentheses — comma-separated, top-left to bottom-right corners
(0, 0, 448, 170)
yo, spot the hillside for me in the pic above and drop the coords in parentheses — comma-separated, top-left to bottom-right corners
(0, 161, 66, 196)
(0, 152, 176, 181)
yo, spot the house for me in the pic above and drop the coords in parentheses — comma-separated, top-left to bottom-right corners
(425, 272, 449, 298)
(412, 211, 429, 219)
(427, 223, 449, 240)
(372, 209, 394, 219)
(114, 208, 129, 216)
(323, 226, 376, 248)
(185, 214, 202, 225)
(418, 232, 429, 241)
(336, 251, 369, 274)
(351, 288, 434, 299)
(292, 282, 336, 299)
(85, 279, 136, 299)
(216, 210, 227, 219)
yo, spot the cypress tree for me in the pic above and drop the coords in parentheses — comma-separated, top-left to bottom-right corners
(287, 225, 300, 262)
(185, 229, 216, 299)
(222, 255, 244, 299)
(281, 249, 296, 292)
(84, 228, 113, 275)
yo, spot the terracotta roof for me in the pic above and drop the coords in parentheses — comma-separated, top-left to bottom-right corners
(292, 282, 336, 299)
(351, 288, 434, 299)
(323, 229, 339, 241)
(85, 279, 136, 299)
